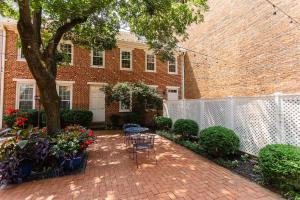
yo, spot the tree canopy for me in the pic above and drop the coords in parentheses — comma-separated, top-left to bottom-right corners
(1, 0, 208, 56)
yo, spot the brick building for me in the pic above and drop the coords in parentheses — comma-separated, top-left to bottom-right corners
(183, 0, 300, 99)
(0, 19, 183, 128)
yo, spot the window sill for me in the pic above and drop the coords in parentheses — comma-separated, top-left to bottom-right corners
(145, 70, 156, 73)
(91, 65, 105, 69)
(120, 68, 133, 71)
(168, 72, 178, 75)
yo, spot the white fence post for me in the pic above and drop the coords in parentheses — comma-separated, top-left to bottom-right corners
(200, 100, 205, 129)
(182, 99, 186, 119)
(274, 92, 283, 143)
(227, 96, 234, 129)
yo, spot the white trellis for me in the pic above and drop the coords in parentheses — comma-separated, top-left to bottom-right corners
(164, 93, 300, 156)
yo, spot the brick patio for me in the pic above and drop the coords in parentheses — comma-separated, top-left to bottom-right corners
(0, 131, 283, 200)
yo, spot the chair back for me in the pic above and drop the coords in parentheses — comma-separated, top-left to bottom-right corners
(133, 134, 155, 148)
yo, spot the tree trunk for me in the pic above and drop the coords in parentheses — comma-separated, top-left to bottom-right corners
(36, 76, 61, 134)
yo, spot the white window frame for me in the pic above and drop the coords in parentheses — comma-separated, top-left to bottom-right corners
(91, 49, 105, 68)
(119, 92, 132, 112)
(120, 49, 133, 71)
(56, 81, 74, 110)
(145, 52, 156, 72)
(58, 41, 74, 66)
(17, 47, 26, 62)
(166, 86, 179, 100)
(168, 56, 178, 75)
(14, 79, 36, 110)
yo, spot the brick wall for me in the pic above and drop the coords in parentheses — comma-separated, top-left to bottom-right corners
(183, 0, 300, 99)
(3, 30, 182, 121)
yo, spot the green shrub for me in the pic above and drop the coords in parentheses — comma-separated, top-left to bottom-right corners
(61, 110, 93, 127)
(154, 116, 172, 130)
(173, 119, 199, 139)
(123, 112, 142, 124)
(198, 126, 240, 157)
(259, 144, 300, 194)
(110, 114, 121, 127)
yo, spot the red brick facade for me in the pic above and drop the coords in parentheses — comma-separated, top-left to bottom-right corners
(2, 29, 182, 123)
(183, 0, 300, 99)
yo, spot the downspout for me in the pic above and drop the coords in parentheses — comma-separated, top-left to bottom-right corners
(0, 26, 6, 128)
(181, 51, 186, 100)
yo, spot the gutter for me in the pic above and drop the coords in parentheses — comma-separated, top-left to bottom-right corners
(0, 26, 6, 128)
(181, 51, 186, 100)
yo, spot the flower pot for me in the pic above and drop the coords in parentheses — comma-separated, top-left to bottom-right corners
(63, 156, 83, 171)
(19, 160, 33, 178)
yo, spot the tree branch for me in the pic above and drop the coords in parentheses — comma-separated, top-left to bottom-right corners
(32, 8, 42, 48)
(45, 17, 87, 75)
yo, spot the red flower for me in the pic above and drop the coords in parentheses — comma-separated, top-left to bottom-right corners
(85, 140, 93, 145)
(6, 108, 19, 115)
(15, 117, 28, 127)
(88, 130, 94, 137)
(42, 127, 47, 134)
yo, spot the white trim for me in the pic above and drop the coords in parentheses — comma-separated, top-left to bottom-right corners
(87, 82, 108, 85)
(120, 48, 133, 71)
(166, 86, 180, 89)
(17, 46, 26, 62)
(56, 83, 73, 109)
(56, 80, 75, 85)
(58, 40, 74, 66)
(13, 78, 35, 83)
(168, 56, 178, 75)
(148, 85, 158, 89)
(145, 52, 156, 73)
(90, 49, 105, 68)
(0, 28, 6, 128)
(15, 82, 36, 110)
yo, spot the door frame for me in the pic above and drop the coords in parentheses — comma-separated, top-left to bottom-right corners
(87, 82, 107, 122)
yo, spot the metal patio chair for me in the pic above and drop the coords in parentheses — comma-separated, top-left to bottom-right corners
(132, 134, 157, 168)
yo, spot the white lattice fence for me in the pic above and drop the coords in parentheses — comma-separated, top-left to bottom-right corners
(164, 94, 300, 156)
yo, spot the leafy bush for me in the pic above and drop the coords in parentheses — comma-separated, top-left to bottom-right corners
(123, 112, 142, 124)
(259, 144, 300, 194)
(154, 116, 172, 130)
(198, 126, 240, 157)
(110, 114, 121, 127)
(61, 110, 93, 127)
(173, 119, 199, 139)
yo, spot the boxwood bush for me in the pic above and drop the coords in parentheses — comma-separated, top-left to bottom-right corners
(259, 144, 300, 194)
(173, 119, 199, 139)
(198, 126, 240, 157)
(61, 110, 93, 127)
(154, 116, 172, 130)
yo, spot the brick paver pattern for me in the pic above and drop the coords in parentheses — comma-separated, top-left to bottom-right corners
(0, 131, 283, 200)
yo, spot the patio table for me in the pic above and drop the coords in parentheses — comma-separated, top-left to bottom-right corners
(124, 127, 149, 135)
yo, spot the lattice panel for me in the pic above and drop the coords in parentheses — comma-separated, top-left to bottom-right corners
(166, 101, 184, 123)
(281, 96, 300, 147)
(203, 99, 229, 129)
(233, 97, 278, 155)
(185, 100, 202, 128)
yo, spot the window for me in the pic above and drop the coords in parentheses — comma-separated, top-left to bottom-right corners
(146, 54, 156, 72)
(91, 49, 104, 67)
(17, 83, 35, 110)
(120, 50, 132, 70)
(60, 43, 73, 65)
(58, 85, 72, 110)
(168, 56, 177, 74)
(167, 87, 179, 100)
(17, 47, 26, 61)
(119, 93, 132, 112)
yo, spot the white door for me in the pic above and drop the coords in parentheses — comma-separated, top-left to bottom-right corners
(89, 85, 105, 122)
(167, 88, 179, 100)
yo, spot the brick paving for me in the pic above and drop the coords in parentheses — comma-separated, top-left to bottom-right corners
(0, 130, 283, 200)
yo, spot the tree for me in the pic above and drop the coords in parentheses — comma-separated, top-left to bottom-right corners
(0, 0, 208, 134)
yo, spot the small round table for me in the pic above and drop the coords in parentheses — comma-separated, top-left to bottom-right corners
(124, 127, 149, 135)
